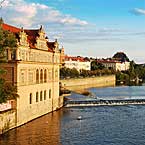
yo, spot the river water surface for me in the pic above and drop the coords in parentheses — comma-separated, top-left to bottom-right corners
(1, 86, 145, 145)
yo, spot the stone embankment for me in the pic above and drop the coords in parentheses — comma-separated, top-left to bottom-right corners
(0, 109, 16, 134)
(60, 75, 116, 94)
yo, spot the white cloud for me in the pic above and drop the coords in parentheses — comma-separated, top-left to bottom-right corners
(131, 8, 145, 15)
(60, 16, 88, 25)
(1, 0, 88, 27)
(1, 0, 145, 63)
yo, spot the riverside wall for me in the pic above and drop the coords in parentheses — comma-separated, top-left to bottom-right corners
(60, 75, 116, 92)
(0, 110, 16, 134)
(0, 96, 64, 135)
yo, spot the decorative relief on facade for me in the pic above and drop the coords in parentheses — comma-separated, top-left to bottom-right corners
(19, 29, 29, 47)
(28, 70, 34, 84)
(20, 50, 25, 61)
(20, 69, 25, 84)
(35, 26, 48, 51)
(55, 70, 58, 79)
(48, 70, 52, 81)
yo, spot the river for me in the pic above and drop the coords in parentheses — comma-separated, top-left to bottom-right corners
(1, 85, 145, 145)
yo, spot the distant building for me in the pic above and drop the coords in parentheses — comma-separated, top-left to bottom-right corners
(64, 56, 91, 71)
(96, 59, 130, 71)
(1, 22, 64, 127)
(96, 52, 130, 71)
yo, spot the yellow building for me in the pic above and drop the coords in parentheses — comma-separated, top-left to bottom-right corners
(1, 23, 64, 126)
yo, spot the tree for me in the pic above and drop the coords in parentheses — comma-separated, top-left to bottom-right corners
(112, 52, 129, 62)
(0, 82, 19, 103)
(0, 20, 17, 61)
(0, 19, 18, 103)
(60, 67, 79, 78)
(71, 68, 79, 78)
(91, 61, 105, 70)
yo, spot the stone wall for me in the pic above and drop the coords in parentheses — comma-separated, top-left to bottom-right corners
(61, 75, 115, 91)
(0, 110, 16, 134)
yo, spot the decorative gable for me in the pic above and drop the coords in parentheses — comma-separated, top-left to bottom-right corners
(19, 28, 29, 47)
(35, 25, 48, 50)
(54, 39, 59, 53)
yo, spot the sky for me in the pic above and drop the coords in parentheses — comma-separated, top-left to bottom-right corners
(0, 0, 145, 63)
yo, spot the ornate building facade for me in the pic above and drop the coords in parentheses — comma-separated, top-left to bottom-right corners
(1, 23, 64, 126)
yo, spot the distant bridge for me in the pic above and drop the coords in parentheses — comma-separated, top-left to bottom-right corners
(65, 98, 145, 107)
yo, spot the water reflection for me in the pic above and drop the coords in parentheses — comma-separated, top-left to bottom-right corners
(0, 110, 63, 145)
(89, 85, 145, 100)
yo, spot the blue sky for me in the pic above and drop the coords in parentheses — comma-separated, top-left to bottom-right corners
(1, 0, 145, 63)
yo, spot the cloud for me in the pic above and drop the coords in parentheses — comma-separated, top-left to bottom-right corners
(1, 0, 145, 61)
(1, 0, 88, 27)
(130, 8, 145, 16)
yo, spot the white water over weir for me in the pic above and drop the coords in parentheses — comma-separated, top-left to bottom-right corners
(65, 98, 145, 107)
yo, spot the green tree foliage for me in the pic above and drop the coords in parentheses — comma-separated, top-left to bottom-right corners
(60, 67, 115, 79)
(0, 21, 17, 61)
(116, 71, 129, 85)
(116, 61, 145, 85)
(0, 19, 18, 103)
(0, 80, 18, 103)
(60, 67, 79, 78)
(113, 52, 129, 62)
(91, 61, 105, 70)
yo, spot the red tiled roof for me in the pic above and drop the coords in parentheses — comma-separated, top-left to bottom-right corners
(24, 29, 39, 48)
(2, 23, 21, 33)
(96, 59, 120, 63)
(65, 55, 88, 62)
(1, 23, 56, 52)
(47, 42, 55, 50)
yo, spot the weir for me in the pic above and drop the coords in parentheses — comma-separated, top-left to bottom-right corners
(65, 98, 145, 107)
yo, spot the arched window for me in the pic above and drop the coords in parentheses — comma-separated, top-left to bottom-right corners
(40, 91, 43, 101)
(30, 93, 32, 104)
(36, 92, 38, 102)
(44, 90, 46, 100)
(44, 69, 47, 83)
(49, 89, 51, 99)
(36, 69, 39, 84)
(40, 69, 43, 83)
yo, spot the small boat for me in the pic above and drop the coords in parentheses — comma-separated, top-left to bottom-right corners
(77, 116, 82, 120)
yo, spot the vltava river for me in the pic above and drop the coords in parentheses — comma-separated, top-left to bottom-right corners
(1, 85, 145, 145)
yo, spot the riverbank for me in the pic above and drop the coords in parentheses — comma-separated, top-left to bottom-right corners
(60, 75, 116, 95)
